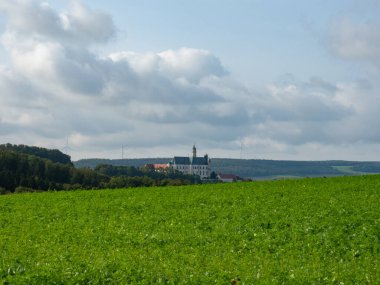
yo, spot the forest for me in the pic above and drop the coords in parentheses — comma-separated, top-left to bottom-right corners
(0, 144, 201, 194)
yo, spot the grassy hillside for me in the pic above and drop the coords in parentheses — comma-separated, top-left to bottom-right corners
(1, 176, 379, 284)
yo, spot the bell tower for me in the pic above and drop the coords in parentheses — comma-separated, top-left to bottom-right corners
(192, 145, 197, 158)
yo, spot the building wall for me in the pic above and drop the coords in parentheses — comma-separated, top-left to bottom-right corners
(173, 164, 191, 175)
(172, 163, 210, 179)
(171, 147, 211, 179)
(190, 165, 210, 179)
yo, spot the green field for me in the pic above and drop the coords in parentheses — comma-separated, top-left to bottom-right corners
(1, 176, 379, 284)
(332, 166, 368, 176)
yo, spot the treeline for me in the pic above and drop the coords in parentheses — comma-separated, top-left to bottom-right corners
(95, 164, 201, 188)
(0, 150, 107, 193)
(0, 144, 201, 194)
(0, 143, 72, 165)
(74, 158, 170, 169)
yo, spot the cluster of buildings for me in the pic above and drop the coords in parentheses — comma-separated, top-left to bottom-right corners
(146, 145, 211, 179)
(146, 145, 243, 182)
(169, 145, 211, 179)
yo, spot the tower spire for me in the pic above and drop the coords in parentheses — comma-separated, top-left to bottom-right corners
(192, 144, 197, 158)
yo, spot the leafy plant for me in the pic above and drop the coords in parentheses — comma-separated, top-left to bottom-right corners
(0, 175, 379, 284)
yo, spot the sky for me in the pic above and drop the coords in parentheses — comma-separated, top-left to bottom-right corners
(1, 0, 380, 161)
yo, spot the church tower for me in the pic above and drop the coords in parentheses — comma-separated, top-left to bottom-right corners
(192, 145, 197, 158)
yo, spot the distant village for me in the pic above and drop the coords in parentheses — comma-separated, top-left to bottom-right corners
(145, 145, 244, 183)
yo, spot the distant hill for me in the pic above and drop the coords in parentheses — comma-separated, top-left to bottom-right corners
(74, 158, 170, 169)
(74, 158, 380, 179)
(211, 159, 380, 179)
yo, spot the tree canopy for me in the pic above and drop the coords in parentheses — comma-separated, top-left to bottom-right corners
(0, 144, 202, 193)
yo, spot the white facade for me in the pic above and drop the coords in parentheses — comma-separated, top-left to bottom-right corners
(172, 164, 191, 175)
(190, 164, 211, 179)
(170, 146, 211, 179)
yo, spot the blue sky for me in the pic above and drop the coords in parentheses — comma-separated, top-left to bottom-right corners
(47, 0, 356, 84)
(1, 0, 380, 160)
(78, 0, 363, 80)
(73, 1, 343, 80)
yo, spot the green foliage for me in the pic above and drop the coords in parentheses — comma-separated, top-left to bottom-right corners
(0, 143, 72, 165)
(75, 158, 170, 169)
(0, 149, 108, 192)
(0, 144, 201, 192)
(96, 164, 201, 187)
(0, 187, 7, 195)
(210, 171, 218, 179)
(95, 164, 142, 177)
(0, 175, 379, 284)
(14, 186, 37, 193)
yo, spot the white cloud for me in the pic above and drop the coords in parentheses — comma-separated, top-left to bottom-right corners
(325, 10, 380, 148)
(0, 0, 115, 46)
(109, 47, 227, 85)
(0, 0, 380, 161)
(157, 48, 227, 83)
(329, 18, 380, 65)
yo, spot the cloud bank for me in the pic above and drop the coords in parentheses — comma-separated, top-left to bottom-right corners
(0, 0, 380, 160)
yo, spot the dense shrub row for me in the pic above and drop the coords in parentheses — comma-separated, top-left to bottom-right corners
(0, 145, 202, 193)
(0, 150, 107, 193)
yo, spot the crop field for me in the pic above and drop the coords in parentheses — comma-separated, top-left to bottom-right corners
(0, 175, 379, 284)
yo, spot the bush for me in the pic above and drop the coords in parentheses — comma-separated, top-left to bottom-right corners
(0, 187, 8, 195)
(14, 186, 36, 193)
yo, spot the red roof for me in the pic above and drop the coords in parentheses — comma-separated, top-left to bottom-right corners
(218, 174, 237, 179)
(153, 164, 169, 169)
